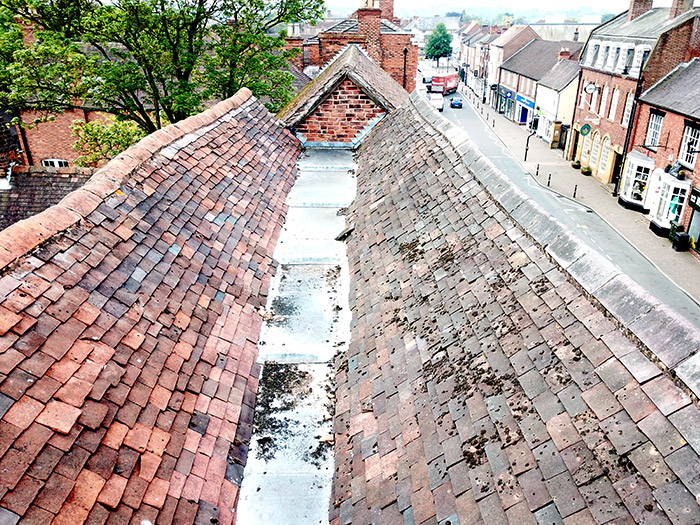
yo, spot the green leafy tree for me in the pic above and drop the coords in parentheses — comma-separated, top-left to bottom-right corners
(601, 13, 617, 23)
(70, 116, 145, 167)
(0, 8, 24, 96)
(1, 0, 324, 133)
(425, 23, 452, 62)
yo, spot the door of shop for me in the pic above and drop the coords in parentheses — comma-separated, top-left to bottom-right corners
(611, 152, 623, 185)
(558, 125, 569, 152)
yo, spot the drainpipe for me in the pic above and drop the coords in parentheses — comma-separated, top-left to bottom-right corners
(568, 67, 584, 160)
(613, 73, 644, 197)
(402, 47, 408, 89)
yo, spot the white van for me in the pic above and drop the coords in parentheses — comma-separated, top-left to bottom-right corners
(429, 93, 444, 112)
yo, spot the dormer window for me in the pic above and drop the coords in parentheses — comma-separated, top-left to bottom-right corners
(622, 48, 634, 74)
(597, 45, 610, 69)
(588, 44, 600, 66)
(611, 47, 621, 70)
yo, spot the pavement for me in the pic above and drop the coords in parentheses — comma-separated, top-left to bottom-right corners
(435, 81, 700, 323)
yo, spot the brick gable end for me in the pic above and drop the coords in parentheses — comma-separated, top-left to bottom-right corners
(296, 79, 387, 143)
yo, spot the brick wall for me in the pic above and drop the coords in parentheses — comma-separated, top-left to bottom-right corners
(284, 37, 304, 69)
(21, 108, 92, 166)
(645, 20, 699, 88)
(296, 79, 386, 142)
(381, 34, 418, 92)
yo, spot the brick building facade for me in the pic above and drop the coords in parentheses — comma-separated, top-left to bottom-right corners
(572, 0, 700, 186)
(287, 1, 418, 93)
(619, 58, 700, 260)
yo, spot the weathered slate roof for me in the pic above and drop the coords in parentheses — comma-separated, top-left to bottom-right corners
(502, 40, 584, 80)
(331, 92, 700, 524)
(538, 59, 581, 92)
(0, 169, 93, 232)
(640, 58, 700, 120)
(0, 89, 299, 524)
(276, 44, 408, 128)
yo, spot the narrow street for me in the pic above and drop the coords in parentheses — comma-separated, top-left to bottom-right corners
(425, 83, 700, 326)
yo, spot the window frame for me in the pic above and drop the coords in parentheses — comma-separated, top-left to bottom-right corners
(645, 109, 665, 151)
(679, 122, 700, 169)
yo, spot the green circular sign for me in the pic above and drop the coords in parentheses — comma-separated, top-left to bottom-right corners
(581, 124, 591, 136)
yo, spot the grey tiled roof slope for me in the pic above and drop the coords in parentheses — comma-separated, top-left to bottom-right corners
(639, 58, 700, 120)
(591, 7, 700, 44)
(276, 44, 408, 127)
(331, 92, 700, 524)
(538, 59, 581, 92)
(0, 170, 93, 232)
(501, 39, 584, 80)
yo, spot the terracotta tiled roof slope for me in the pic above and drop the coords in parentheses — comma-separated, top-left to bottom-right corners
(276, 44, 408, 127)
(0, 169, 94, 232)
(332, 93, 700, 524)
(0, 88, 300, 524)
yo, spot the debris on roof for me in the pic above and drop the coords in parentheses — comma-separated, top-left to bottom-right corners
(0, 88, 300, 524)
(331, 91, 700, 524)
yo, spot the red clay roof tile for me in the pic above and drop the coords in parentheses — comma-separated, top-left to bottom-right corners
(0, 88, 299, 523)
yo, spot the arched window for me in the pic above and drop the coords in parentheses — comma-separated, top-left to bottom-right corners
(581, 133, 592, 163)
(599, 137, 611, 174)
(590, 133, 601, 167)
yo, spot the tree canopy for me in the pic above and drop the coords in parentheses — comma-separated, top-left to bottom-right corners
(425, 23, 451, 61)
(0, 0, 324, 133)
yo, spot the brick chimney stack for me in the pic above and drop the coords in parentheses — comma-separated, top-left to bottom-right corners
(558, 47, 571, 60)
(670, 0, 693, 19)
(380, 0, 394, 22)
(627, 0, 653, 21)
(358, 6, 382, 63)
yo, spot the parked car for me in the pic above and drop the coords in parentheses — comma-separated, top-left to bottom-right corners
(429, 93, 444, 112)
(450, 97, 463, 109)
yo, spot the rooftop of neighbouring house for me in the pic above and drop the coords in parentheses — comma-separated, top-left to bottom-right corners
(276, 44, 408, 128)
(0, 88, 300, 524)
(404, 15, 461, 32)
(489, 25, 537, 48)
(0, 168, 94, 232)
(331, 91, 700, 524)
(537, 59, 581, 92)
(639, 57, 700, 119)
(590, 7, 700, 43)
(323, 17, 409, 35)
(501, 39, 584, 80)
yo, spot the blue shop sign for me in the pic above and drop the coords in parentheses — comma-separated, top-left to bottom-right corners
(516, 94, 535, 109)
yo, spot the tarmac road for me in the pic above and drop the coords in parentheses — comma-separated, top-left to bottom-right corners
(436, 89, 700, 326)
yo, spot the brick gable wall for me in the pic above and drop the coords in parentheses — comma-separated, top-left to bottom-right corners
(296, 79, 386, 143)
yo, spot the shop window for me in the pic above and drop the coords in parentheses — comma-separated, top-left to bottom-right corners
(656, 182, 687, 226)
(622, 162, 651, 203)
(608, 89, 619, 121)
(645, 111, 664, 150)
(590, 133, 601, 167)
(679, 123, 700, 169)
(622, 92, 633, 127)
(599, 137, 611, 174)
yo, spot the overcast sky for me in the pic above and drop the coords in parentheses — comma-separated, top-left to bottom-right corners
(323, 0, 673, 18)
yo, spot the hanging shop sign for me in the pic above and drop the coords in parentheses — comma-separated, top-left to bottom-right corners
(580, 124, 591, 136)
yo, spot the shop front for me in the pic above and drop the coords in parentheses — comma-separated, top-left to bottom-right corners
(497, 86, 514, 120)
(618, 149, 655, 213)
(647, 165, 691, 237)
(686, 186, 700, 253)
(515, 94, 535, 126)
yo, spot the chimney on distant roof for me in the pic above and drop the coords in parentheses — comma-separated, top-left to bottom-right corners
(627, 0, 653, 22)
(670, 0, 693, 19)
(490, 25, 499, 34)
(558, 47, 571, 60)
(358, 3, 382, 63)
(573, 27, 579, 41)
